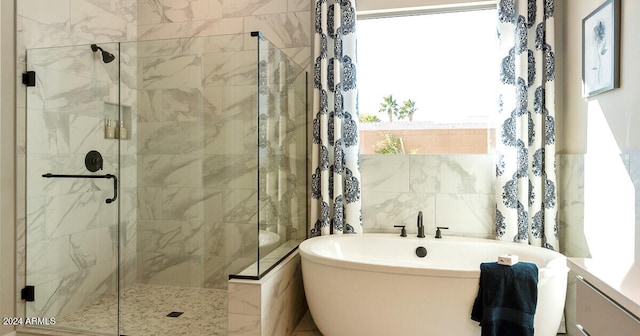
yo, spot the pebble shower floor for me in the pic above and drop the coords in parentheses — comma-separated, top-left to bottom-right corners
(55, 284, 227, 335)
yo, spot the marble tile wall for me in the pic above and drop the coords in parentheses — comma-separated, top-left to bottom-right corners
(360, 154, 495, 238)
(135, 33, 307, 289)
(135, 0, 311, 290)
(16, 0, 138, 323)
(228, 251, 307, 336)
(134, 34, 254, 289)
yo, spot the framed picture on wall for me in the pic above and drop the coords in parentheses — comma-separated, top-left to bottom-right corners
(582, 0, 620, 97)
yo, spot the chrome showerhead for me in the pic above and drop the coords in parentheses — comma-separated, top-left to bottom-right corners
(90, 44, 115, 64)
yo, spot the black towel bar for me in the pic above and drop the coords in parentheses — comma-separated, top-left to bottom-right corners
(42, 173, 118, 204)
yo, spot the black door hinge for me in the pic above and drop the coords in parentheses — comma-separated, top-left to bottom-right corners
(22, 71, 36, 87)
(21, 285, 35, 302)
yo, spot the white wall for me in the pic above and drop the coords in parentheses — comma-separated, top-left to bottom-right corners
(561, 0, 640, 261)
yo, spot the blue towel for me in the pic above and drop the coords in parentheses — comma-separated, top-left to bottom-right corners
(471, 262, 538, 336)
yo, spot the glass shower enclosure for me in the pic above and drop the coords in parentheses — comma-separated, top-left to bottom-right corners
(23, 32, 307, 335)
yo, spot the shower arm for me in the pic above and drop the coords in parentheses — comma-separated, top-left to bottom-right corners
(42, 173, 118, 204)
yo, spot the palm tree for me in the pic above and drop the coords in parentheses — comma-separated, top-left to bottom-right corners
(379, 95, 399, 122)
(400, 99, 417, 121)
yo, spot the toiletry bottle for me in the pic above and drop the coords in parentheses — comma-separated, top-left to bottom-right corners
(104, 118, 115, 139)
(119, 120, 127, 139)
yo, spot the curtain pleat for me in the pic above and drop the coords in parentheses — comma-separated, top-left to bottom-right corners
(310, 0, 362, 236)
(495, 0, 558, 250)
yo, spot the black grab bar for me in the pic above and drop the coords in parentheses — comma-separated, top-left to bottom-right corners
(42, 173, 118, 204)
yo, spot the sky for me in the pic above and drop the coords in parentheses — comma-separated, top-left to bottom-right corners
(357, 9, 498, 123)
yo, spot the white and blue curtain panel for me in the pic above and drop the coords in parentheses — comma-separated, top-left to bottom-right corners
(495, 0, 558, 250)
(310, 0, 362, 236)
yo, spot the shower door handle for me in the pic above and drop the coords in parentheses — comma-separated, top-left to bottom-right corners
(42, 173, 118, 204)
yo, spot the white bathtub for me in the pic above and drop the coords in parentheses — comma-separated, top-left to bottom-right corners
(299, 234, 568, 336)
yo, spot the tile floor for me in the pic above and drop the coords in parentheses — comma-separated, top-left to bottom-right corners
(44, 282, 320, 336)
(291, 312, 323, 336)
(55, 283, 227, 335)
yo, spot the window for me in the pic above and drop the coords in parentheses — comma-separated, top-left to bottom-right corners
(357, 7, 498, 154)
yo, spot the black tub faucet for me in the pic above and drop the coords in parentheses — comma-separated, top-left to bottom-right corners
(417, 211, 425, 238)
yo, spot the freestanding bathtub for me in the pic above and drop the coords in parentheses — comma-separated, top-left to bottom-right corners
(299, 234, 568, 336)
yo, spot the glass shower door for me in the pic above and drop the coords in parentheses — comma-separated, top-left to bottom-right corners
(24, 43, 121, 335)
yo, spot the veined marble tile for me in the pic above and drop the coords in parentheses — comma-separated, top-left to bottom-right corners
(261, 252, 306, 336)
(137, 121, 185, 154)
(18, 15, 76, 50)
(70, 115, 119, 155)
(70, 226, 117, 268)
(160, 187, 206, 221)
(224, 0, 286, 17)
(70, 0, 130, 42)
(288, 0, 310, 12)
(222, 189, 259, 224)
(228, 313, 261, 336)
(137, 21, 184, 41)
(135, 38, 183, 60)
(162, 88, 213, 121)
(138, 0, 163, 25)
(228, 281, 261, 315)
(137, 187, 163, 220)
(139, 154, 203, 188)
(18, 0, 71, 25)
(204, 223, 258, 258)
(244, 12, 311, 49)
(26, 196, 46, 243)
(141, 54, 202, 89)
(204, 120, 251, 154)
(27, 45, 110, 81)
(202, 154, 258, 189)
(361, 191, 435, 234)
(29, 263, 118, 319)
(182, 34, 246, 56)
(120, 251, 138, 288)
(45, 190, 117, 238)
(161, 0, 210, 23)
(80, 0, 137, 23)
(203, 50, 257, 86)
(26, 70, 112, 115)
(557, 154, 586, 257)
(179, 121, 206, 155)
(360, 154, 410, 192)
(281, 47, 311, 71)
(219, 85, 259, 120)
(119, 216, 138, 253)
(409, 154, 494, 194)
(200, 188, 224, 223)
(138, 252, 205, 287)
(25, 109, 71, 155)
(435, 193, 494, 237)
(204, 255, 245, 288)
(138, 220, 205, 255)
(26, 235, 72, 285)
(184, 17, 245, 37)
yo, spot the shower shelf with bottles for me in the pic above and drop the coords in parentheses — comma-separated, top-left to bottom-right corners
(103, 101, 130, 140)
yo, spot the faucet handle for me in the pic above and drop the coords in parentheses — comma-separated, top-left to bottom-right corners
(393, 225, 407, 237)
(435, 226, 449, 239)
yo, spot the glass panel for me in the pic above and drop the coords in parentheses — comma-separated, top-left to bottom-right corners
(255, 35, 308, 277)
(23, 33, 306, 336)
(118, 33, 257, 335)
(25, 42, 121, 334)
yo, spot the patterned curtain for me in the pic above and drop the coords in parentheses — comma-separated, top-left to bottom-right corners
(495, 0, 558, 250)
(310, 0, 362, 236)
